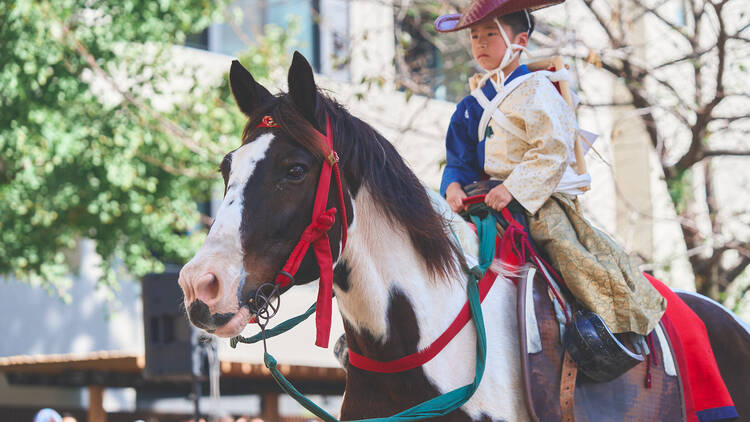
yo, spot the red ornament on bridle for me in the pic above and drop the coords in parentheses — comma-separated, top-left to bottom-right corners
(256, 115, 279, 128)
(261, 114, 347, 348)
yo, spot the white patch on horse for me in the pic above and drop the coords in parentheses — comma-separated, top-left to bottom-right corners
(674, 289, 750, 335)
(336, 190, 356, 263)
(335, 186, 529, 421)
(427, 189, 478, 259)
(179, 134, 274, 315)
(206, 133, 274, 257)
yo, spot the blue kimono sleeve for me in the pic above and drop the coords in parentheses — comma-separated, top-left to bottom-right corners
(440, 103, 482, 196)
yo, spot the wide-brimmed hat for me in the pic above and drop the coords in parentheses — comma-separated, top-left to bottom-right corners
(435, 0, 564, 33)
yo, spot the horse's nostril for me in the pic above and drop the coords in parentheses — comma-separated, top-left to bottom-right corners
(188, 300, 212, 329)
(195, 273, 221, 305)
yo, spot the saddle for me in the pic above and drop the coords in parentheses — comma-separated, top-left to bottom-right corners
(461, 180, 685, 421)
(517, 267, 684, 421)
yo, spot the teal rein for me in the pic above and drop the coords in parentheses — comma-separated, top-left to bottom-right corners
(232, 215, 497, 421)
(230, 302, 317, 348)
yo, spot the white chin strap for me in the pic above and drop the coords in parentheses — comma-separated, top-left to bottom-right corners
(477, 15, 530, 91)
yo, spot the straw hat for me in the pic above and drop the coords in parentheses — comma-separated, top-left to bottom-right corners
(434, 0, 564, 33)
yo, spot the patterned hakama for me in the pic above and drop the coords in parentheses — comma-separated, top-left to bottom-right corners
(529, 193, 666, 335)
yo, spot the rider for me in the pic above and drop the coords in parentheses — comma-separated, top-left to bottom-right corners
(435, 0, 666, 340)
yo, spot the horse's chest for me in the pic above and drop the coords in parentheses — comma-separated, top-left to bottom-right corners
(340, 282, 520, 422)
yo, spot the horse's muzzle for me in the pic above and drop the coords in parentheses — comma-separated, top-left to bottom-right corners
(187, 299, 235, 332)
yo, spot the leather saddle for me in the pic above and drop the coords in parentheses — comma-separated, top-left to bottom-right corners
(517, 267, 684, 421)
(460, 180, 685, 421)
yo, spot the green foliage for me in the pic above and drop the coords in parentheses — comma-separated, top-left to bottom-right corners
(666, 169, 693, 215)
(0, 0, 293, 298)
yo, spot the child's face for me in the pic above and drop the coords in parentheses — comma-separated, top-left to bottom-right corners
(470, 20, 523, 71)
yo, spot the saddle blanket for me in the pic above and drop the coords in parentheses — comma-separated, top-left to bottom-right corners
(645, 274, 737, 422)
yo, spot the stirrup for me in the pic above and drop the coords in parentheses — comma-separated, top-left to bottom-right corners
(563, 310, 644, 382)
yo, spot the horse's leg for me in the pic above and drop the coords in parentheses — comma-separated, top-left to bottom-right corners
(675, 290, 750, 418)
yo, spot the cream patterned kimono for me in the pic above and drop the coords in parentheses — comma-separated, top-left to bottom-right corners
(481, 72, 666, 335)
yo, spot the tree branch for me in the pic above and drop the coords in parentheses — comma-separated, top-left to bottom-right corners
(711, 115, 750, 123)
(668, 2, 730, 171)
(631, 0, 692, 39)
(724, 256, 750, 284)
(581, 0, 621, 48)
(629, 0, 673, 23)
(579, 101, 635, 108)
(653, 45, 716, 70)
(700, 149, 750, 158)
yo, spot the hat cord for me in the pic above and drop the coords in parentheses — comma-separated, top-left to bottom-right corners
(476, 15, 530, 91)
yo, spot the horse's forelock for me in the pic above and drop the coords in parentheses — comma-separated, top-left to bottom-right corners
(240, 97, 327, 161)
(275, 100, 328, 159)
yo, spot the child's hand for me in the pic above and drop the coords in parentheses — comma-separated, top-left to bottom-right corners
(485, 184, 513, 211)
(446, 182, 467, 213)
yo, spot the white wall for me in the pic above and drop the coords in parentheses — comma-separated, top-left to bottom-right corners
(0, 240, 144, 358)
(0, 239, 144, 411)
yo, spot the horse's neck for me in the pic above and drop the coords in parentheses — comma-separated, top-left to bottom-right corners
(336, 187, 468, 349)
(335, 187, 529, 421)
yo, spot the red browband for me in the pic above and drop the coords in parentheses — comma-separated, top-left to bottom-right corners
(268, 115, 347, 348)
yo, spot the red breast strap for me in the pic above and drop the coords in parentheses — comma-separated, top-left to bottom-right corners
(347, 268, 499, 373)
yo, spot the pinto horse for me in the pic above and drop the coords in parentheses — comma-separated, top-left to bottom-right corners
(177, 52, 750, 421)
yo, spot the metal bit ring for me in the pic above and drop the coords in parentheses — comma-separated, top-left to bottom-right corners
(253, 282, 281, 330)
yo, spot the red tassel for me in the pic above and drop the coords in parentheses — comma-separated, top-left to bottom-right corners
(313, 234, 334, 348)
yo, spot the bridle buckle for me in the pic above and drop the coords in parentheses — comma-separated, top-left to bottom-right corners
(326, 151, 339, 166)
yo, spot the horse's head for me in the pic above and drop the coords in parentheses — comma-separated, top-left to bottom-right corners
(178, 52, 349, 337)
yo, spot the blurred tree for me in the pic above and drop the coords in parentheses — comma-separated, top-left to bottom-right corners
(393, 0, 471, 101)
(540, 0, 750, 303)
(0, 0, 293, 299)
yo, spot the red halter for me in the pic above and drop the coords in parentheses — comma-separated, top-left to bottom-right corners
(262, 115, 347, 348)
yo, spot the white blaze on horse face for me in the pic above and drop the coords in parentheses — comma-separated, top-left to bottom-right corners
(179, 133, 274, 317)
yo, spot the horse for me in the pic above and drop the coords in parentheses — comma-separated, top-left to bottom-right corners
(177, 52, 750, 421)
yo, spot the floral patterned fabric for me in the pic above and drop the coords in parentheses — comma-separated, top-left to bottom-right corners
(483, 73, 578, 214)
(528, 194, 666, 335)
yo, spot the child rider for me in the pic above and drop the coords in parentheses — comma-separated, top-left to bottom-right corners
(435, 0, 667, 340)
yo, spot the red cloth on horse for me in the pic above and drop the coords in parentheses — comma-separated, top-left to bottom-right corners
(646, 274, 737, 422)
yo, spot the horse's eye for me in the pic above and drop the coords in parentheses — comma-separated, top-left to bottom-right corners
(286, 165, 307, 180)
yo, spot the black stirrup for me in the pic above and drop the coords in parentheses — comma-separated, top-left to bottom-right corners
(563, 310, 645, 382)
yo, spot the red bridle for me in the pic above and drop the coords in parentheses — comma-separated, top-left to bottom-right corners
(258, 115, 347, 348)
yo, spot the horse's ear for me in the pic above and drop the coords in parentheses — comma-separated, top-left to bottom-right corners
(287, 51, 318, 125)
(229, 60, 273, 116)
